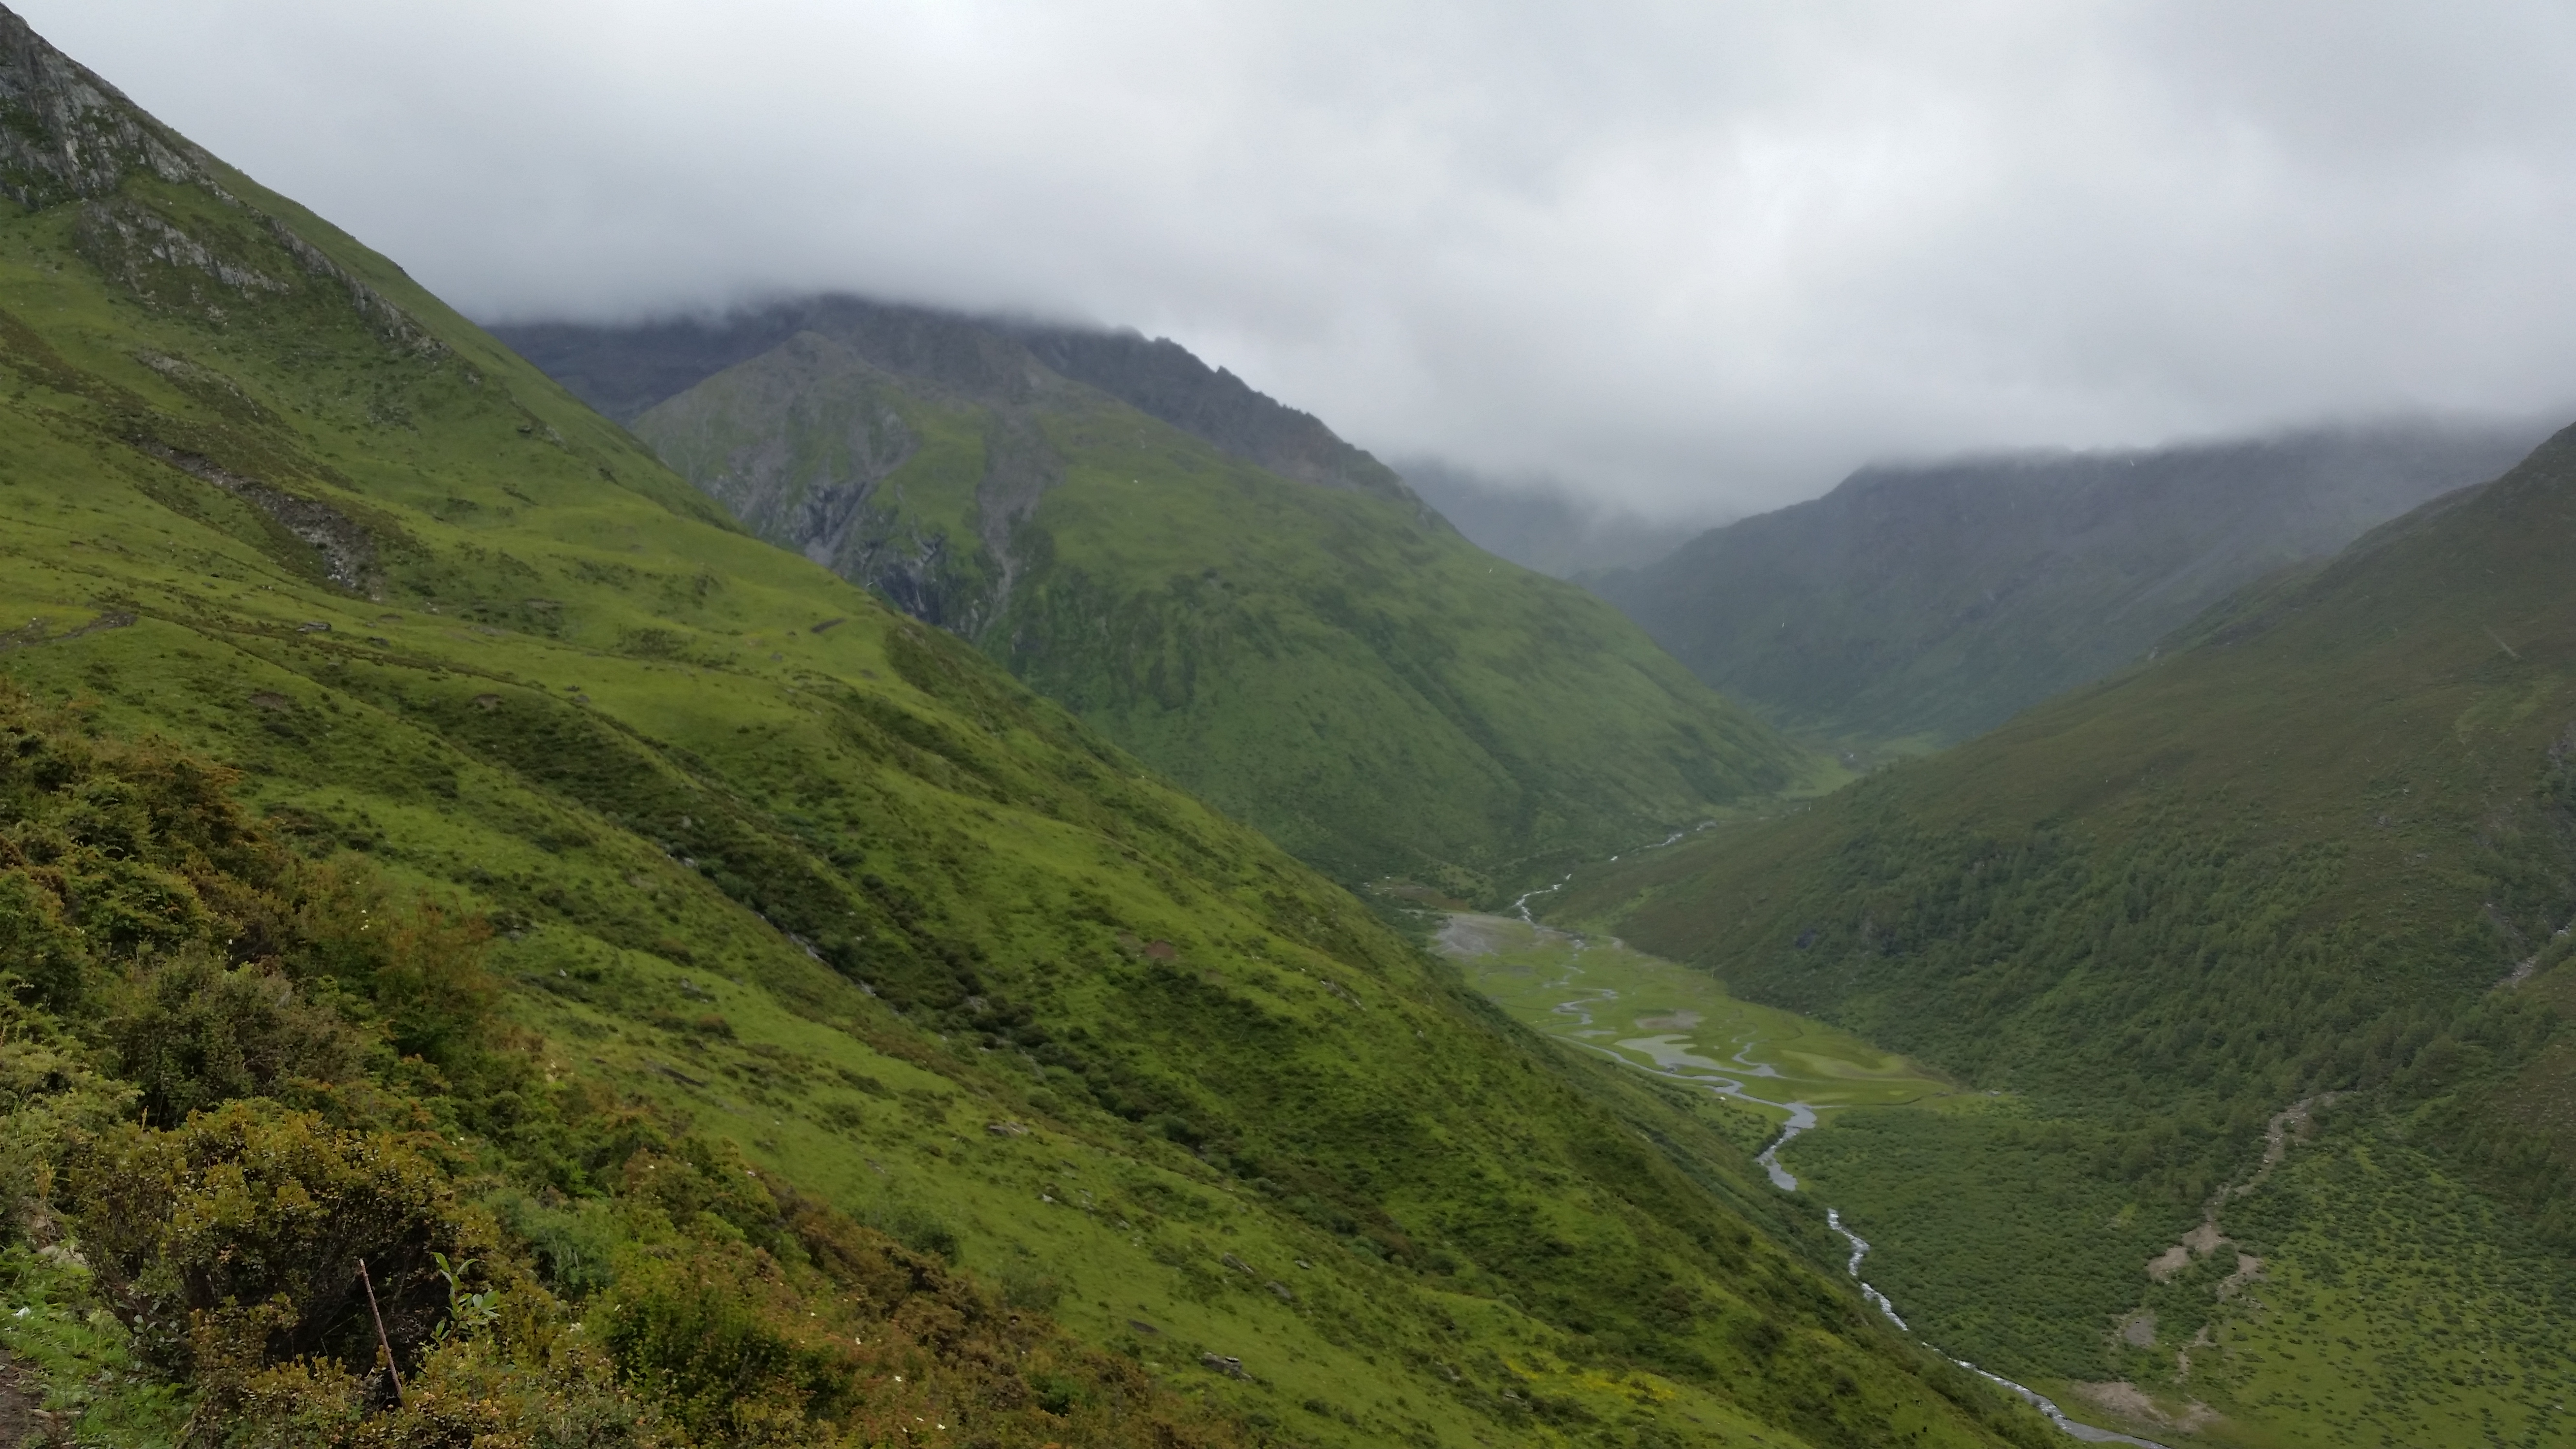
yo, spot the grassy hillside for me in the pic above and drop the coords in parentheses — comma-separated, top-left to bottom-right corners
(498, 305, 1816, 901)
(1594, 424, 2543, 754)
(1561, 427, 2576, 1446)
(0, 11, 2042, 1447)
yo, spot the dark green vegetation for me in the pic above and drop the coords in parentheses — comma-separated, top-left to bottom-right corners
(0, 698, 1259, 1448)
(1565, 425, 2576, 1445)
(0, 11, 2052, 1446)
(493, 303, 1812, 899)
(1593, 424, 2543, 752)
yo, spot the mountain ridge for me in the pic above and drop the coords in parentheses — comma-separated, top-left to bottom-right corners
(508, 304, 1815, 898)
(1594, 421, 2549, 751)
(492, 297, 1416, 504)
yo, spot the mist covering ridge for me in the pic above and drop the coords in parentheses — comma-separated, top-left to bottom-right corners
(1595, 418, 2552, 750)
(1394, 456, 1723, 579)
(491, 296, 1415, 504)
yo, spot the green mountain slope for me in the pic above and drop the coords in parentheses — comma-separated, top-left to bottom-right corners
(0, 11, 2043, 1447)
(492, 304, 1813, 899)
(1593, 424, 2543, 753)
(1562, 427, 2576, 1446)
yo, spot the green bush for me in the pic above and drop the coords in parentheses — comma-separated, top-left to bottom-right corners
(69, 1099, 493, 1381)
(0, 994, 133, 1242)
(96, 948, 369, 1125)
(595, 1238, 861, 1442)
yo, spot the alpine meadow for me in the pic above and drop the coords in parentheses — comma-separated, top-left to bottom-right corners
(4, 6, 2574, 1449)
(0, 10, 2047, 1449)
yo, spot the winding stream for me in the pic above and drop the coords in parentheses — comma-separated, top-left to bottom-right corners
(1819, 1214, 2167, 1447)
(1530, 966, 1825, 1190)
(1524, 953, 2171, 1449)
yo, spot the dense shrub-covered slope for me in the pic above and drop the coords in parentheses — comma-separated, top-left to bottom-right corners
(1566, 428, 2576, 1444)
(0, 695, 1266, 1447)
(0, 11, 2042, 1447)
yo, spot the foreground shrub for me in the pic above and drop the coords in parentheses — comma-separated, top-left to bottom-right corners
(70, 1099, 492, 1381)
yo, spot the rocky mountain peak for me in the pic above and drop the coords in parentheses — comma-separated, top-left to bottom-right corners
(0, 5, 208, 209)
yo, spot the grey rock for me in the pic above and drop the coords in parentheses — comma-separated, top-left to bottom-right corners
(0, 5, 209, 209)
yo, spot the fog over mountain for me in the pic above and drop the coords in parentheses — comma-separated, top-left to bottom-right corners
(27, 0, 2576, 514)
(1394, 459, 1722, 579)
(1595, 418, 2553, 748)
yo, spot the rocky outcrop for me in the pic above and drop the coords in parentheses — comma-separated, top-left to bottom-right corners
(3, 7, 441, 359)
(1000, 322, 1410, 501)
(138, 442, 384, 595)
(0, 5, 209, 209)
(629, 331, 1037, 636)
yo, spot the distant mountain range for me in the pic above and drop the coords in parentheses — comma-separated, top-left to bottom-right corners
(494, 301, 1811, 895)
(1593, 422, 2549, 749)
(498, 301, 1412, 500)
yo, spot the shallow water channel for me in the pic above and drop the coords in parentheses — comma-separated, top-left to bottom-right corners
(1440, 913, 2170, 1449)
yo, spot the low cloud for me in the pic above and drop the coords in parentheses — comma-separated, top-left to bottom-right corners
(34, 0, 2576, 512)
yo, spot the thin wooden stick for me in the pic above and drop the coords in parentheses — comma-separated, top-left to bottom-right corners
(356, 1257, 403, 1404)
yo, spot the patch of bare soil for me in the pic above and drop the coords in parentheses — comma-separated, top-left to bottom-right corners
(2141, 1097, 2330, 1284)
(2070, 1380, 2222, 1435)
(0, 1350, 53, 1446)
(2214, 1252, 2263, 1302)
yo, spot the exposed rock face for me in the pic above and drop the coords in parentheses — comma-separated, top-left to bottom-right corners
(1000, 321, 1409, 500)
(140, 444, 382, 594)
(628, 331, 1069, 637)
(0, 6, 208, 208)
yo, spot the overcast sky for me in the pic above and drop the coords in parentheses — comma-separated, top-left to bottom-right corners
(28, 0, 2576, 513)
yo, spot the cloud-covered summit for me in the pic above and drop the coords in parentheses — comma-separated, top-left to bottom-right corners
(33, 0, 2576, 512)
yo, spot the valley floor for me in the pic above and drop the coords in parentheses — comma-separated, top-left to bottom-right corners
(1443, 915, 2576, 1449)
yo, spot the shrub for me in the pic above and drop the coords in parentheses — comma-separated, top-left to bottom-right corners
(0, 872, 93, 1012)
(595, 1237, 860, 1443)
(96, 948, 369, 1125)
(283, 862, 498, 1070)
(70, 1099, 491, 1381)
(0, 994, 134, 1242)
